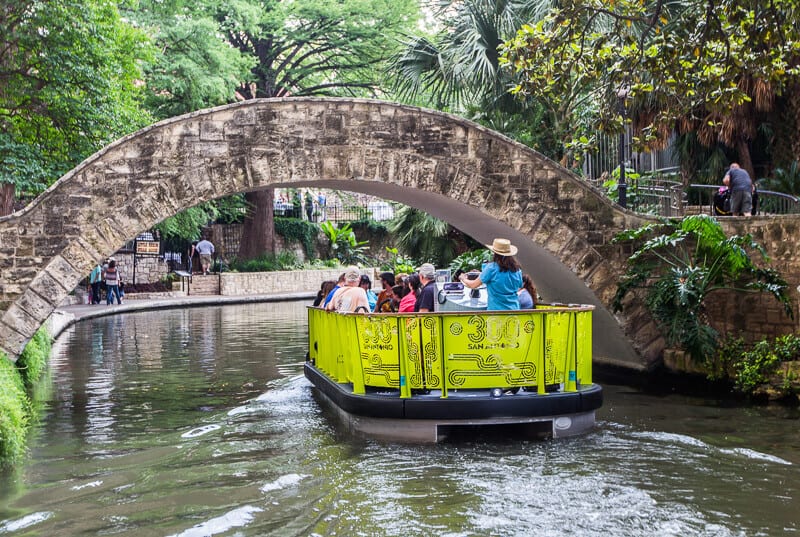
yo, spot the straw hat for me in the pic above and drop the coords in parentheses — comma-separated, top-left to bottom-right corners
(486, 238, 518, 256)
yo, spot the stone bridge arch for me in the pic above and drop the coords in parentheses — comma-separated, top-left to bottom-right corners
(0, 98, 655, 366)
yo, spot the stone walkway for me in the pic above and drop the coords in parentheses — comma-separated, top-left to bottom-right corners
(50, 291, 314, 339)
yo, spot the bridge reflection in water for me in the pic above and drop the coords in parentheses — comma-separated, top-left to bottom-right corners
(306, 305, 603, 442)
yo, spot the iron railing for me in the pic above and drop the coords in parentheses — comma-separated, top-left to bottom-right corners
(688, 185, 800, 215)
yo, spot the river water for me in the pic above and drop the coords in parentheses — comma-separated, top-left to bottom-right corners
(1, 301, 798, 536)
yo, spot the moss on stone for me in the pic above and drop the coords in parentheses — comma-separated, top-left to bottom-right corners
(0, 327, 52, 467)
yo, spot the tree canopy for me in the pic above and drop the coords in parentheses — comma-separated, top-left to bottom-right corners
(500, 0, 800, 174)
(120, 0, 256, 119)
(0, 0, 153, 213)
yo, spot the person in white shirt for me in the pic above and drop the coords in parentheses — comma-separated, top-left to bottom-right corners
(195, 238, 215, 275)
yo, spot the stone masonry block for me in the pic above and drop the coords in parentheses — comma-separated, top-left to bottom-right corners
(0, 322, 28, 362)
(16, 288, 57, 323)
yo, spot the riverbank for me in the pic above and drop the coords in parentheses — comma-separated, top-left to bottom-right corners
(50, 291, 315, 340)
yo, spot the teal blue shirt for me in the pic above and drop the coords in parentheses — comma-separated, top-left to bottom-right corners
(90, 265, 102, 284)
(480, 263, 522, 310)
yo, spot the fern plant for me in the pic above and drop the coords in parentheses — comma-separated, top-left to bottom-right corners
(612, 215, 792, 362)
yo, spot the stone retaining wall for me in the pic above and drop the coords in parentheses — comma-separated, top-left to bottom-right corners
(220, 268, 378, 296)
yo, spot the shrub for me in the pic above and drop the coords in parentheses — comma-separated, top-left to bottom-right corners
(0, 355, 29, 465)
(733, 334, 800, 395)
(275, 217, 318, 259)
(229, 251, 302, 272)
(449, 249, 492, 273)
(612, 215, 792, 362)
(16, 328, 51, 389)
(381, 247, 416, 274)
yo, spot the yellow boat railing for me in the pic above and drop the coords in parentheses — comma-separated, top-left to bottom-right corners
(308, 305, 594, 398)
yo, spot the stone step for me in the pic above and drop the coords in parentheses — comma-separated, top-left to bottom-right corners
(187, 274, 220, 295)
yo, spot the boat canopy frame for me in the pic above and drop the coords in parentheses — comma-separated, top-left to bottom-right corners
(307, 305, 595, 399)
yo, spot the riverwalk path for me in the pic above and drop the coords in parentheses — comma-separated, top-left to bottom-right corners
(50, 292, 314, 340)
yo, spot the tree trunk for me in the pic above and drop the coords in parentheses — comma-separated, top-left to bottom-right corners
(789, 82, 800, 165)
(735, 138, 756, 179)
(0, 183, 14, 216)
(238, 188, 275, 260)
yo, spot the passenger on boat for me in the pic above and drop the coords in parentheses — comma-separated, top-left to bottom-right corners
(459, 238, 523, 310)
(359, 275, 378, 311)
(373, 272, 396, 312)
(415, 263, 437, 312)
(321, 273, 346, 308)
(326, 266, 370, 313)
(398, 273, 421, 312)
(389, 284, 405, 311)
(313, 280, 337, 307)
(518, 273, 538, 309)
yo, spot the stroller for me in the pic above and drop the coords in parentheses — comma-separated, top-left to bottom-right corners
(713, 186, 731, 216)
(713, 185, 759, 216)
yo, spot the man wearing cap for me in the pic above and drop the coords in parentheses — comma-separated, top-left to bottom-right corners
(460, 238, 522, 310)
(415, 263, 437, 313)
(326, 266, 370, 313)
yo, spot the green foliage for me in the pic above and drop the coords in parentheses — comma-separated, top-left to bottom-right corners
(0, 356, 29, 466)
(275, 217, 319, 259)
(154, 204, 218, 242)
(387, 206, 461, 267)
(350, 219, 389, 243)
(213, 194, 249, 225)
(732, 335, 800, 395)
(449, 249, 492, 273)
(16, 329, 52, 390)
(213, 0, 420, 99)
(382, 247, 416, 274)
(122, 1, 255, 119)
(0, 0, 153, 198)
(319, 221, 369, 265)
(500, 1, 800, 160)
(612, 215, 792, 362)
(387, 0, 563, 157)
(760, 161, 800, 196)
(228, 251, 302, 272)
(707, 335, 746, 381)
(603, 166, 641, 202)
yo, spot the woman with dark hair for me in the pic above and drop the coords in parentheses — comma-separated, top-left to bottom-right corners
(518, 273, 537, 309)
(398, 273, 421, 312)
(459, 238, 523, 310)
(313, 280, 337, 307)
(359, 274, 378, 311)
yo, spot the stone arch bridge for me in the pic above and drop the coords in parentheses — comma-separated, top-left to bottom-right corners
(1, 98, 797, 368)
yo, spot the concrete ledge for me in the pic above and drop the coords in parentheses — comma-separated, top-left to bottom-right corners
(49, 291, 314, 340)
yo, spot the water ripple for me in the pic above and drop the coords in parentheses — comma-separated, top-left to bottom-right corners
(166, 505, 263, 537)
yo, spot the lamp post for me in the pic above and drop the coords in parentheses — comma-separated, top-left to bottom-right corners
(617, 86, 629, 208)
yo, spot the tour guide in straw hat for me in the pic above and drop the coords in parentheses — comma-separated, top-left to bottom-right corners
(459, 238, 523, 310)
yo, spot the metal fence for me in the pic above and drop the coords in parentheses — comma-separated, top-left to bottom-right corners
(589, 170, 686, 216)
(688, 185, 800, 215)
(293, 202, 395, 223)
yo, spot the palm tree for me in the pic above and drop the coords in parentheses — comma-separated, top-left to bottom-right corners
(391, 0, 555, 109)
(387, 206, 477, 267)
(760, 161, 800, 196)
(388, 0, 563, 155)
